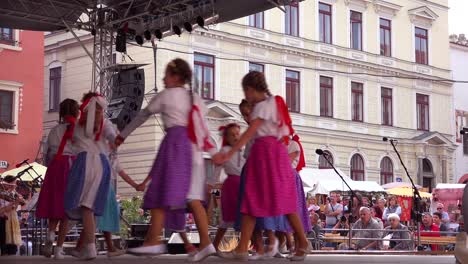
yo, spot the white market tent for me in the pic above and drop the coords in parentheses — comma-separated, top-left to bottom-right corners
(299, 168, 385, 195)
(434, 183, 466, 189)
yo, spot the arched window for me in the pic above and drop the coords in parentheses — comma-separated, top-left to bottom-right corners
(318, 151, 334, 169)
(380, 157, 393, 184)
(350, 154, 365, 181)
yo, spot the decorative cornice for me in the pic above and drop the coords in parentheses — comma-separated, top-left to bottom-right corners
(372, 0, 402, 17)
(408, 6, 439, 27)
(344, 0, 371, 10)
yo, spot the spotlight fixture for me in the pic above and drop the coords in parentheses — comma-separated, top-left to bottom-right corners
(173, 25, 182, 36)
(154, 29, 163, 41)
(144, 30, 151, 40)
(196, 16, 207, 30)
(135, 35, 144, 45)
(91, 28, 96, 35)
(184, 22, 193, 33)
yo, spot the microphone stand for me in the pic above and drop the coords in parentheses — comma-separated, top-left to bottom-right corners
(320, 152, 357, 250)
(385, 139, 422, 250)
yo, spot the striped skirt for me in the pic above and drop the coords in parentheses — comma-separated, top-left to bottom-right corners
(64, 152, 111, 220)
(143, 126, 192, 210)
(36, 155, 75, 220)
(241, 137, 297, 217)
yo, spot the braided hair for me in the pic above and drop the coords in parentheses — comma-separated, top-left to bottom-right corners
(241, 71, 272, 96)
(59, 99, 79, 123)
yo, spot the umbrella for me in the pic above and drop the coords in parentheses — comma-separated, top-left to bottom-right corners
(386, 187, 431, 198)
(381, 181, 422, 190)
(1, 162, 47, 181)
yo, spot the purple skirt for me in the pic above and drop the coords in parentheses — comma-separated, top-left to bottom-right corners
(143, 126, 192, 210)
(294, 170, 311, 233)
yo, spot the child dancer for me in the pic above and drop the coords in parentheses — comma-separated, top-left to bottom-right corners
(213, 71, 310, 261)
(115, 58, 216, 262)
(287, 135, 311, 255)
(96, 145, 140, 257)
(35, 99, 79, 259)
(212, 123, 245, 252)
(64, 92, 118, 260)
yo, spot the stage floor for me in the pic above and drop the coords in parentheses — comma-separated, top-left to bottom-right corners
(0, 254, 456, 263)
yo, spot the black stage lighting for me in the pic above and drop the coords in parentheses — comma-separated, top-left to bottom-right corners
(135, 35, 144, 45)
(154, 29, 163, 40)
(144, 30, 151, 40)
(184, 22, 193, 33)
(196, 16, 207, 30)
(173, 25, 182, 36)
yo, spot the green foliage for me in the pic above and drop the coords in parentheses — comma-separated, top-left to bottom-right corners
(119, 196, 149, 237)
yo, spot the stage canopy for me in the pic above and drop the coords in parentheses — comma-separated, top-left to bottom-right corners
(300, 168, 385, 195)
(0, 0, 294, 33)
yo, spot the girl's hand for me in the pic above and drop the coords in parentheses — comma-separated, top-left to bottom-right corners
(136, 183, 146, 192)
(212, 152, 227, 165)
(115, 135, 125, 147)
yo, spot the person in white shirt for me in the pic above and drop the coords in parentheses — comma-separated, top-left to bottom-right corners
(115, 59, 217, 261)
(213, 71, 309, 261)
(212, 123, 245, 252)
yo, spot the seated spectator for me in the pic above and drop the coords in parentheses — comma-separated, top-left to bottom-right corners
(333, 214, 350, 237)
(382, 213, 412, 250)
(435, 203, 450, 224)
(307, 197, 320, 214)
(433, 212, 449, 236)
(420, 212, 440, 251)
(383, 196, 402, 222)
(349, 207, 383, 250)
(309, 212, 323, 249)
(370, 206, 384, 229)
(456, 215, 464, 233)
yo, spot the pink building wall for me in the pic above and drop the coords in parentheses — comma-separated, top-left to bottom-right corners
(0, 30, 44, 173)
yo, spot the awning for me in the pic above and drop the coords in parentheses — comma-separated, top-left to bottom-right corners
(1, 162, 46, 181)
(386, 187, 432, 198)
(381, 181, 422, 190)
(300, 168, 385, 195)
(434, 183, 466, 189)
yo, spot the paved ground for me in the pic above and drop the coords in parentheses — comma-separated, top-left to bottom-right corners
(0, 254, 456, 264)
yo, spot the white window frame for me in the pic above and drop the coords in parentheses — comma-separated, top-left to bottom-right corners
(0, 80, 22, 134)
(0, 28, 22, 51)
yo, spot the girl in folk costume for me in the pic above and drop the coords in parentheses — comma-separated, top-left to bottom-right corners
(287, 135, 311, 254)
(212, 123, 245, 252)
(96, 144, 140, 258)
(35, 98, 79, 259)
(64, 92, 118, 260)
(213, 71, 309, 261)
(115, 58, 217, 261)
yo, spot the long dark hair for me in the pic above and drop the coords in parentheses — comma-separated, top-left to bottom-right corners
(59, 99, 79, 123)
(241, 71, 272, 96)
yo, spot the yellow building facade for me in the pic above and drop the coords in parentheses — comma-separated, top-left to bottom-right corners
(43, 0, 455, 196)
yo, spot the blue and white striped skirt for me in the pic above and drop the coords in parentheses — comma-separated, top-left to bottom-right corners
(64, 152, 111, 220)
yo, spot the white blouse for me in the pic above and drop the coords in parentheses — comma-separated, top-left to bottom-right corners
(214, 146, 245, 183)
(72, 119, 118, 155)
(120, 87, 206, 138)
(46, 123, 74, 164)
(288, 140, 301, 169)
(250, 96, 290, 139)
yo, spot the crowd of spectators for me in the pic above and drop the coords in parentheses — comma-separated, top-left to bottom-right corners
(306, 192, 463, 251)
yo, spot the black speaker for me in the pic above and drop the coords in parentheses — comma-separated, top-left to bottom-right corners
(107, 69, 145, 131)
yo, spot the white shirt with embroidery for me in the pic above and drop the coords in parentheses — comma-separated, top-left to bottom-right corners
(288, 140, 300, 169)
(250, 96, 289, 139)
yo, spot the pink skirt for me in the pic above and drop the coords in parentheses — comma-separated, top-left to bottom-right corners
(221, 175, 241, 223)
(36, 155, 75, 219)
(241, 137, 297, 217)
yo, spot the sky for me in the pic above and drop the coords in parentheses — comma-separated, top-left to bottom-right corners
(448, 0, 468, 35)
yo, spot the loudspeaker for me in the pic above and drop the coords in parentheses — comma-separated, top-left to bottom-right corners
(130, 224, 150, 238)
(107, 69, 145, 131)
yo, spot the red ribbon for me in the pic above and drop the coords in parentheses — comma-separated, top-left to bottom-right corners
(55, 116, 76, 159)
(188, 105, 214, 152)
(292, 134, 306, 172)
(275, 95, 294, 136)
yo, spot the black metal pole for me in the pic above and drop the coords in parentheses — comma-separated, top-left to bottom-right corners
(387, 139, 422, 249)
(321, 152, 357, 249)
